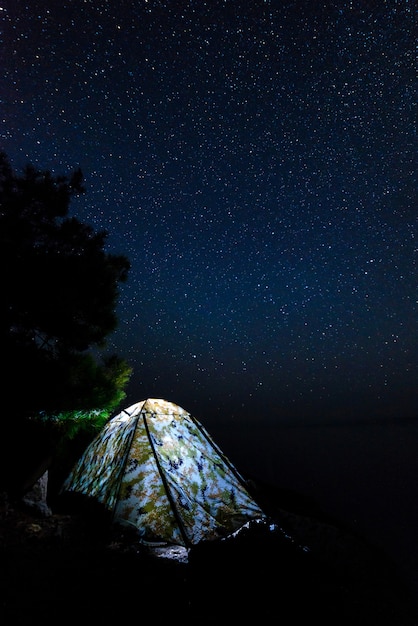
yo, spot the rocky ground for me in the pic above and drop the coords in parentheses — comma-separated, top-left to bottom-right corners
(1, 484, 417, 625)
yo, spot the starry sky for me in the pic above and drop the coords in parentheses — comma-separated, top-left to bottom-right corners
(2, 0, 417, 429)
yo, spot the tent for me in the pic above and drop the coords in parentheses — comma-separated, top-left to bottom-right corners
(61, 398, 265, 547)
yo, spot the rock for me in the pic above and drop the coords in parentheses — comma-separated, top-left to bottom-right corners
(21, 471, 52, 517)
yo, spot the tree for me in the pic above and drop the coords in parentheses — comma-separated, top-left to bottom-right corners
(0, 152, 132, 494)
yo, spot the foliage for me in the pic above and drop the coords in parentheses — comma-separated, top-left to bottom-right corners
(37, 408, 110, 439)
(0, 151, 133, 491)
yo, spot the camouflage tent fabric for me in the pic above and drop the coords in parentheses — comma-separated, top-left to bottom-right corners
(61, 398, 265, 547)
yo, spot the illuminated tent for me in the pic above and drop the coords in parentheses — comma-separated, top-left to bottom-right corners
(61, 398, 265, 547)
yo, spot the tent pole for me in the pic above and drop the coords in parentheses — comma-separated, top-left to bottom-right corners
(109, 408, 140, 523)
(188, 412, 258, 498)
(142, 401, 193, 548)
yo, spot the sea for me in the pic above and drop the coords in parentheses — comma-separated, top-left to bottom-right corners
(213, 416, 418, 608)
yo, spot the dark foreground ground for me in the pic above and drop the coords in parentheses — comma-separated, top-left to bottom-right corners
(1, 482, 417, 626)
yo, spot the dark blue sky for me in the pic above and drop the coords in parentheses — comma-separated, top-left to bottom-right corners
(3, 0, 416, 427)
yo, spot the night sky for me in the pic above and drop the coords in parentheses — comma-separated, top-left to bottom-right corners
(3, 0, 417, 428)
